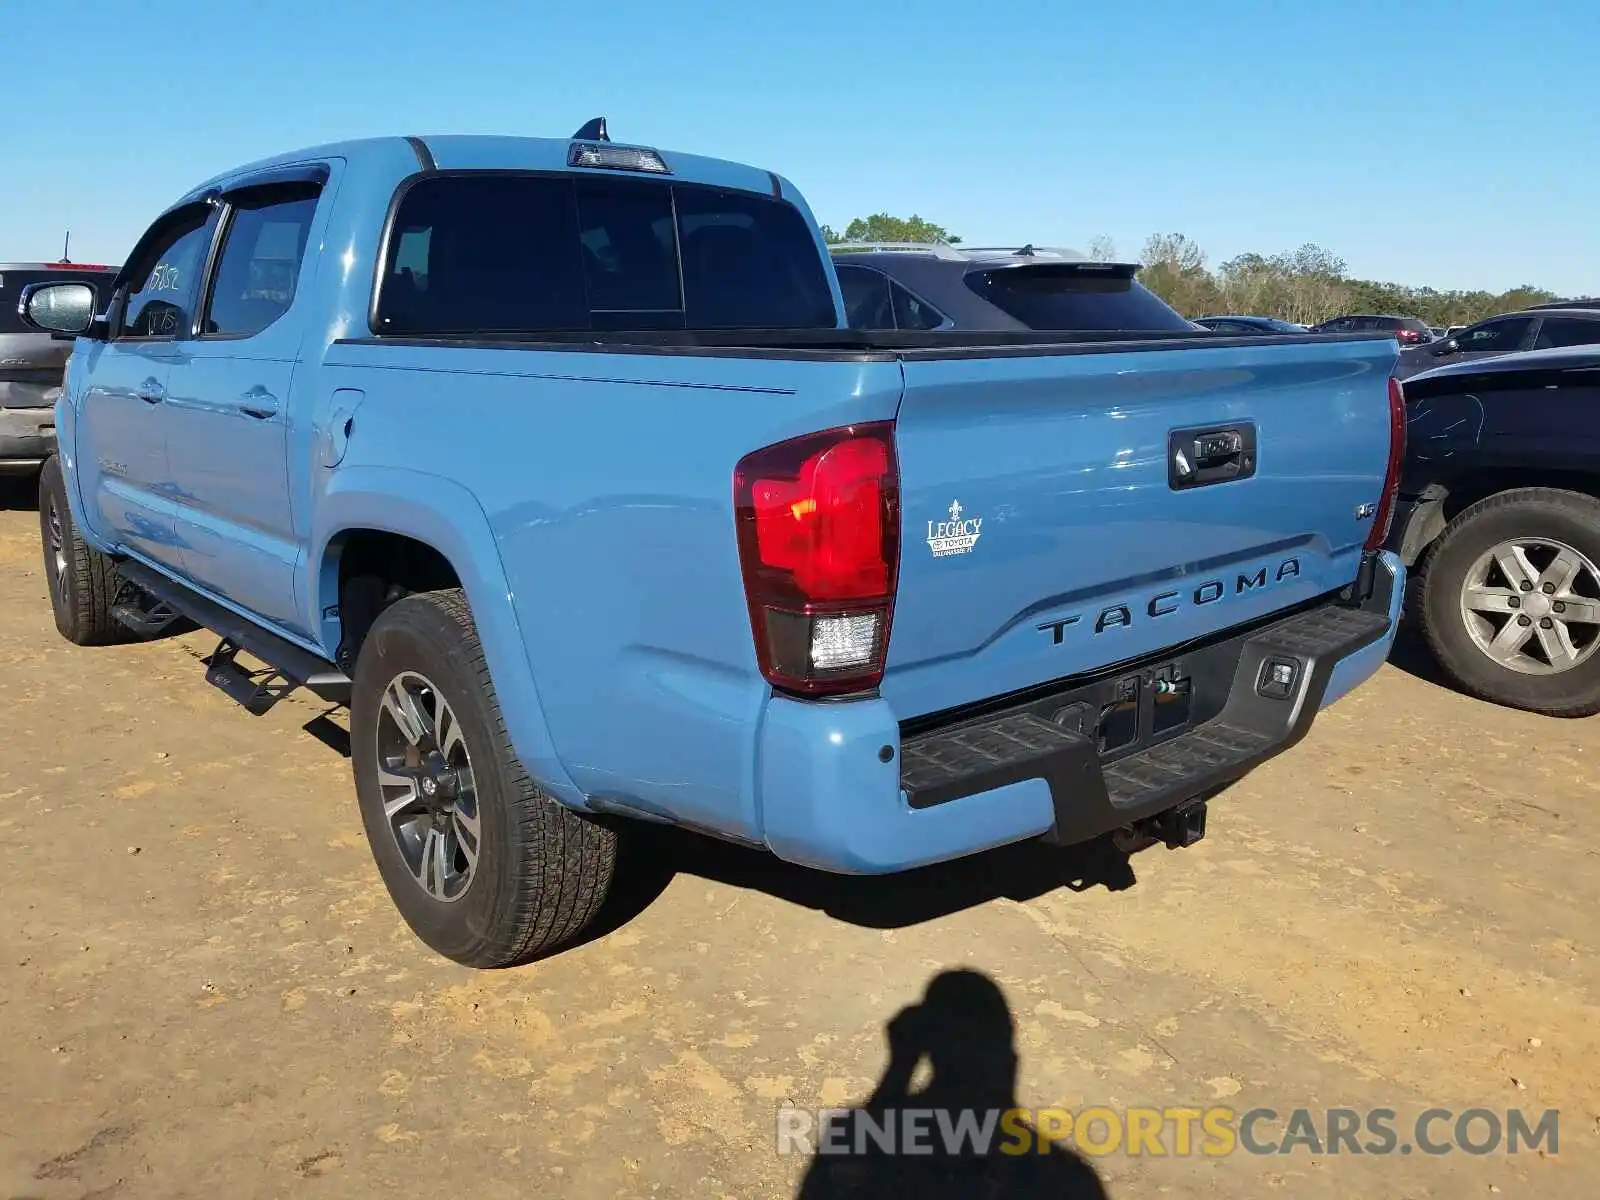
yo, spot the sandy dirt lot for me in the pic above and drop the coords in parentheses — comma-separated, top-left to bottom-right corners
(1, 488, 1596, 1199)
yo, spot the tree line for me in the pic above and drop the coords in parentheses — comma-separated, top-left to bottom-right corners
(823, 215, 1575, 328)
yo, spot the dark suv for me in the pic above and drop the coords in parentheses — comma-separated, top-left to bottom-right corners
(1395, 306, 1600, 379)
(2, 260, 117, 475)
(1311, 314, 1435, 346)
(829, 243, 1196, 333)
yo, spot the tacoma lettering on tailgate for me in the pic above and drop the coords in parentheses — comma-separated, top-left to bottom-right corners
(1037, 557, 1302, 644)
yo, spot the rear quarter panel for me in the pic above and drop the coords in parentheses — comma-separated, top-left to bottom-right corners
(318, 341, 904, 838)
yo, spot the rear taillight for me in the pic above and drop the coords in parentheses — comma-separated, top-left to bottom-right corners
(734, 423, 900, 696)
(1365, 376, 1407, 552)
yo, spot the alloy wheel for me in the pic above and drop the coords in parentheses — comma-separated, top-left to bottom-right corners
(1459, 537, 1600, 675)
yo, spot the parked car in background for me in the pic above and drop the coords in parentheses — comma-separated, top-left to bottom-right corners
(829, 243, 1198, 332)
(1193, 315, 1308, 335)
(1387, 345, 1600, 716)
(1395, 306, 1600, 379)
(1428, 325, 1447, 339)
(19, 127, 1406, 969)
(1311, 314, 1435, 346)
(1, 260, 117, 475)
(1523, 299, 1600, 311)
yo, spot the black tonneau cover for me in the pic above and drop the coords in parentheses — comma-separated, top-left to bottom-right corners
(337, 328, 1395, 363)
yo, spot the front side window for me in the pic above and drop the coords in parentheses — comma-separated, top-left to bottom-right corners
(118, 210, 217, 340)
(374, 173, 837, 335)
(1458, 317, 1532, 353)
(204, 187, 320, 338)
(1533, 317, 1600, 350)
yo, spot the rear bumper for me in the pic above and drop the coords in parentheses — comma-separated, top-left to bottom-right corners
(757, 551, 1404, 873)
(0, 402, 57, 472)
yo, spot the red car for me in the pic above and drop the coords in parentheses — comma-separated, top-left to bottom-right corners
(1311, 314, 1435, 346)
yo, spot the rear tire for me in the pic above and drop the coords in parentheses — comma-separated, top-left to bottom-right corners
(349, 588, 619, 967)
(37, 455, 132, 646)
(1417, 488, 1600, 717)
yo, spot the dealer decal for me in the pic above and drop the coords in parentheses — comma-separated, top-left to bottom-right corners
(927, 500, 982, 557)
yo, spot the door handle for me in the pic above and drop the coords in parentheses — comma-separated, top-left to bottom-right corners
(237, 387, 279, 420)
(1191, 430, 1244, 468)
(135, 378, 164, 404)
(1169, 423, 1257, 490)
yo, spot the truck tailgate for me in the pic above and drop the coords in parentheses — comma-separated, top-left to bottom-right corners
(883, 336, 1397, 719)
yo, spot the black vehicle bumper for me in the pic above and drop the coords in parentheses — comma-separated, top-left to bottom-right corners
(897, 554, 1401, 849)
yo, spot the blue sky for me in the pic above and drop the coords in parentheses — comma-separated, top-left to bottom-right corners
(7, 0, 1596, 295)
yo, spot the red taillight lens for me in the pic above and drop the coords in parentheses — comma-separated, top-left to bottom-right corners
(1365, 376, 1407, 552)
(734, 423, 900, 696)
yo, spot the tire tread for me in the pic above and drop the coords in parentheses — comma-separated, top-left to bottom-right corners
(39, 456, 133, 646)
(357, 588, 617, 967)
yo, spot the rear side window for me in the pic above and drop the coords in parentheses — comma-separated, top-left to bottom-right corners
(834, 264, 947, 331)
(892, 280, 946, 330)
(1533, 317, 1600, 350)
(203, 187, 320, 337)
(0, 269, 114, 334)
(375, 173, 837, 335)
(965, 266, 1192, 331)
(836, 263, 893, 329)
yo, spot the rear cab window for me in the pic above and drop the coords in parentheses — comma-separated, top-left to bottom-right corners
(964, 265, 1192, 331)
(374, 173, 838, 334)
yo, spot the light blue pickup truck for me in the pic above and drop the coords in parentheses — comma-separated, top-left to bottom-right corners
(21, 123, 1407, 967)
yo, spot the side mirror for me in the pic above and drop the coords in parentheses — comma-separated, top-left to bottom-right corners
(1432, 338, 1459, 356)
(18, 281, 97, 335)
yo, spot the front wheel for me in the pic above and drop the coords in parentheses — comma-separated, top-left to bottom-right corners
(37, 455, 133, 646)
(349, 588, 619, 967)
(1418, 488, 1600, 717)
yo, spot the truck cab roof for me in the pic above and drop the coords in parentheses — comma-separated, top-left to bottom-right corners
(175, 134, 794, 211)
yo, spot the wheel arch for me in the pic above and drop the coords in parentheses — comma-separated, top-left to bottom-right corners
(1399, 470, 1600, 566)
(311, 467, 583, 807)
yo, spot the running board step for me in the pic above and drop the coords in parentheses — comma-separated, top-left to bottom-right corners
(205, 639, 298, 716)
(117, 560, 351, 710)
(111, 598, 182, 637)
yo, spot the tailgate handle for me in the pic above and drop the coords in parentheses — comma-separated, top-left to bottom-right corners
(1169, 423, 1257, 490)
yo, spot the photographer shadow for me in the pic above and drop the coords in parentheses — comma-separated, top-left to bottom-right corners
(797, 969, 1108, 1199)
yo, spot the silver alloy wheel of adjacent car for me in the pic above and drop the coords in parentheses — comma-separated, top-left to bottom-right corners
(1459, 537, 1600, 675)
(374, 670, 482, 903)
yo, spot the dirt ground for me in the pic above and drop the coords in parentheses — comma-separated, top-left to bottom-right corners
(1, 488, 1596, 1200)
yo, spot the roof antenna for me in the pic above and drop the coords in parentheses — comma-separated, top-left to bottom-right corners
(572, 117, 609, 142)
(61, 229, 72, 263)
(1015, 243, 1035, 257)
